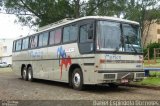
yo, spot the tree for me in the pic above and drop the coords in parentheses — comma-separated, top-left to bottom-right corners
(124, 0, 160, 46)
(3, 0, 74, 27)
(1, 0, 160, 41)
(86, 0, 160, 47)
(85, 0, 127, 17)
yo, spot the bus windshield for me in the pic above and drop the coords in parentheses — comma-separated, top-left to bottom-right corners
(97, 21, 142, 53)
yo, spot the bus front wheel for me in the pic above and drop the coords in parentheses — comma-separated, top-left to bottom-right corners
(27, 66, 33, 81)
(72, 68, 84, 90)
(22, 67, 28, 81)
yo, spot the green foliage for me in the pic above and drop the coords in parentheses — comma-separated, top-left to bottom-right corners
(1, 0, 160, 30)
(86, 0, 126, 17)
(150, 72, 160, 78)
(124, 0, 160, 46)
(144, 42, 160, 58)
(137, 77, 160, 86)
(4, 0, 74, 27)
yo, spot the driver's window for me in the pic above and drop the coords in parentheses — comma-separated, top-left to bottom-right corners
(79, 22, 94, 54)
(80, 24, 93, 43)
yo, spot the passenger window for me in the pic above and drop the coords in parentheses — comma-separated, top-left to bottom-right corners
(22, 37, 29, 50)
(54, 29, 62, 44)
(38, 33, 43, 47)
(63, 25, 77, 43)
(70, 25, 78, 41)
(49, 30, 55, 45)
(63, 26, 70, 43)
(30, 35, 38, 48)
(38, 32, 49, 47)
(43, 32, 49, 46)
(15, 39, 22, 51)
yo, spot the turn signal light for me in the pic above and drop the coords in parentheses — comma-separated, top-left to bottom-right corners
(100, 59, 105, 64)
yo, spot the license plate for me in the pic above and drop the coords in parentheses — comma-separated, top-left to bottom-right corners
(121, 79, 128, 83)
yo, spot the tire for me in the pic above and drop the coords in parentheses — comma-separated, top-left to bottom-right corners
(22, 67, 28, 81)
(72, 68, 84, 90)
(27, 67, 33, 82)
(8, 64, 11, 67)
(108, 83, 119, 88)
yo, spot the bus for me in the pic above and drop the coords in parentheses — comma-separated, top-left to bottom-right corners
(12, 16, 144, 90)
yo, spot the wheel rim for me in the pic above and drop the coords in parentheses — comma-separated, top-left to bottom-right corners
(73, 73, 81, 87)
(28, 70, 31, 80)
(23, 69, 26, 79)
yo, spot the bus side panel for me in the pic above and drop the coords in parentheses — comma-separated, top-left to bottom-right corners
(81, 55, 96, 84)
(47, 44, 80, 82)
(12, 51, 25, 76)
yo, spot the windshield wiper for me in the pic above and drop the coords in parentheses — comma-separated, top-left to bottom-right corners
(113, 35, 125, 53)
(125, 36, 137, 53)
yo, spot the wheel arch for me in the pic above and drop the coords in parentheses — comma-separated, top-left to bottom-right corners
(21, 64, 26, 76)
(68, 64, 83, 86)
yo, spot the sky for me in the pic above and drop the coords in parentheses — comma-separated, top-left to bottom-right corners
(0, 14, 35, 40)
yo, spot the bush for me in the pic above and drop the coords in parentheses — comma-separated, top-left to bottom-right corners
(143, 42, 160, 59)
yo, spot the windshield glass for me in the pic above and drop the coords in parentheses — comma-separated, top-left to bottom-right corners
(97, 21, 121, 51)
(122, 24, 142, 53)
(97, 21, 142, 53)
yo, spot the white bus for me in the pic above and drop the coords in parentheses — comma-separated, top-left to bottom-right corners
(12, 16, 144, 90)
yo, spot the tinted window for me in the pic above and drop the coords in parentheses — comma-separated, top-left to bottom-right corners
(49, 30, 55, 45)
(63, 26, 70, 43)
(30, 35, 38, 48)
(38, 33, 43, 47)
(63, 25, 77, 43)
(15, 40, 22, 51)
(55, 29, 61, 44)
(49, 29, 61, 45)
(80, 24, 93, 43)
(22, 37, 29, 50)
(70, 25, 78, 41)
(38, 32, 49, 47)
(43, 32, 49, 46)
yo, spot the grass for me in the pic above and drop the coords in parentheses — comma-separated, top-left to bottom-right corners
(133, 71, 160, 87)
(135, 77, 160, 87)
(150, 71, 160, 77)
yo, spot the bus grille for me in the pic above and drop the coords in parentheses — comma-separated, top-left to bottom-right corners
(117, 72, 134, 79)
(104, 74, 116, 79)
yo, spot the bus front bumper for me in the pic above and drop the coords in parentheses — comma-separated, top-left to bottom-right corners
(95, 71, 145, 84)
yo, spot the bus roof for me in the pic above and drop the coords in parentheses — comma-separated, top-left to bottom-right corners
(37, 16, 139, 33)
(17, 16, 140, 39)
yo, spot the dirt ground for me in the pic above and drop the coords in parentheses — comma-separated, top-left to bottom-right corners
(0, 68, 160, 105)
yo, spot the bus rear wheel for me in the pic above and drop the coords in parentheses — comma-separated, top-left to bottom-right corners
(72, 68, 84, 90)
(22, 67, 28, 81)
(27, 66, 33, 81)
